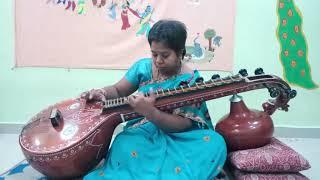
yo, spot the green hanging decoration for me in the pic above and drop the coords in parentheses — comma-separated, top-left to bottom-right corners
(276, 0, 318, 89)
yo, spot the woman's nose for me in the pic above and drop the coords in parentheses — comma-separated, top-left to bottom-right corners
(156, 56, 164, 64)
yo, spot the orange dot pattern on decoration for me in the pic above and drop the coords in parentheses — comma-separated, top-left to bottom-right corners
(282, 19, 287, 26)
(298, 50, 304, 57)
(282, 33, 288, 39)
(291, 60, 297, 68)
(276, 0, 318, 89)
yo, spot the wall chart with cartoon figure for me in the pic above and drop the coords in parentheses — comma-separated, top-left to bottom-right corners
(276, 0, 318, 89)
(15, 0, 235, 71)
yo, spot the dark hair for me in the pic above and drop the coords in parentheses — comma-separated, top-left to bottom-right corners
(148, 20, 187, 59)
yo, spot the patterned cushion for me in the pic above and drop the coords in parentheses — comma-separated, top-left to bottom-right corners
(228, 137, 310, 173)
(232, 168, 309, 180)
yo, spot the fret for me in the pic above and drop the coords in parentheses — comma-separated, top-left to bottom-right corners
(217, 78, 224, 85)
(167, 89, 172, 95)
(203, 81, 209, 87)
(230, 75, 241, 82)
(235, 75, 243, 82)
(155, 90, 159, 96)
(161, 89, 165, 95)
(174, 87, 178, 93)
(220, 78, 226, 84)
(223, 76, 233, 84)
(198, 82, 205, 89)
(186, 84, 193, 91)
(214, 80, 223, 86)
(209, 80, 217, 86)
(180, 86, 185, 92)
(195, 82, 200, 88)
(208, 81, 215, 87)
(229, 76, 234, 82)
(229, 75, 235, 81)
(206, 81, 214, 87)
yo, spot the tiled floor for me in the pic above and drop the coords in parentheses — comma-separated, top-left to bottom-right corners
(0, 134, 25, 174)
(0, 133, 319, 179)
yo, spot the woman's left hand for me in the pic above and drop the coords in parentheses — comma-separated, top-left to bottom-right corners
(128, 92, 157, 118)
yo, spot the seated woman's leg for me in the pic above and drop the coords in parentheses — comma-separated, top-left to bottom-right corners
(84, 123, 226, 180)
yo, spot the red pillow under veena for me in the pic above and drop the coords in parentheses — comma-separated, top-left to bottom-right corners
(232, 168, 309, 180)
(228, 137, 310, 173)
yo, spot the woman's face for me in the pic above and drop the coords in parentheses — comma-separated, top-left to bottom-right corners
(150, 41, 181, 74)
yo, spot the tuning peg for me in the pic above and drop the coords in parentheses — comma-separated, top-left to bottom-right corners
(288, 89, 297, 99)
(239, 69, 248, 77)
(195, 77, 204, 83)
(269, 87, 280, 98)
(211, 74, 220, 80)
(254, 68, 264, 75)
(179, 81, 189, 87)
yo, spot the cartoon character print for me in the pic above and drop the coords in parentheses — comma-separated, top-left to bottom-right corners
(136, 5, 154, 36)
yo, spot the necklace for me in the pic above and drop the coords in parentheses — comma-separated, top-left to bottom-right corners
(154, 64, 182, 82)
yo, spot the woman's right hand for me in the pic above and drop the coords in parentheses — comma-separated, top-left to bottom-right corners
(80, 88, 107, 103)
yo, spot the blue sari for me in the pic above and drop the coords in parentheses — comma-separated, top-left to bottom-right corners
(84, 58, 227, 180)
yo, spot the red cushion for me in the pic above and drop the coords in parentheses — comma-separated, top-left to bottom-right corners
(232, 168, 309, 180)
(228, 137, 310, 173)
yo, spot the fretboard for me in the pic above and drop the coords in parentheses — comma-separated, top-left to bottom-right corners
(103, 74, 292, 122)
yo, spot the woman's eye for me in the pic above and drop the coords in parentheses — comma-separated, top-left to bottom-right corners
(162, 55, 169, 59)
